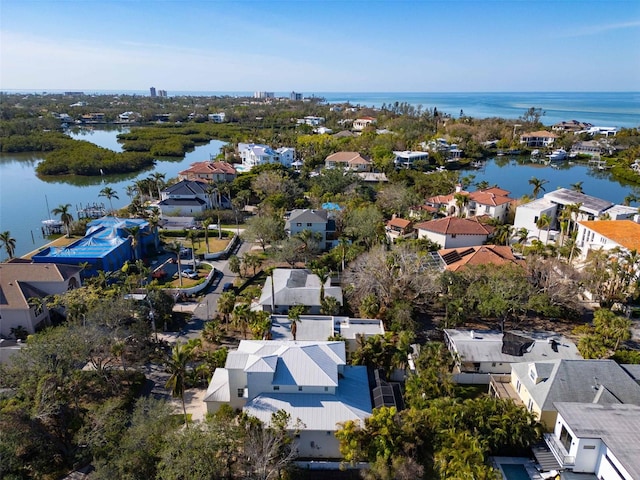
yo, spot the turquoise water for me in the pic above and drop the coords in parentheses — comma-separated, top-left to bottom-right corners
(500, 463, 531, 480)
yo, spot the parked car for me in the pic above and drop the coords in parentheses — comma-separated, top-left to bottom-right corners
(222, 282, 234, 292)
(181, 269, 198, 279)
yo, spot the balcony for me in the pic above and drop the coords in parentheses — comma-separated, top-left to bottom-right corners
(544, 433, 575, 467)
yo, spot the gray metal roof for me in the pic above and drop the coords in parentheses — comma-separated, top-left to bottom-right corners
(444, 329, 581, 364)
(554, 402, 640, 480)
(243, 365, 371, 431)
(286, 209, 328, 228)
(259, 269, 343, 307)
(544, 188, 613, 215)
(162, 179, 209, 196)
(511, 359, 640, 411)
(270, 315, 334, 341)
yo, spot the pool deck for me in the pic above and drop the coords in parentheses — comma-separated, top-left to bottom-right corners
(492, 457, 546, 480)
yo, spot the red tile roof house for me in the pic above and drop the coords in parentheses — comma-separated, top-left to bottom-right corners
(385, 217, 415, 243)
(324, 152, 372, 172)
(426, 185, 514, 222)
(519, 130, 558, 148)
(178, 161, 237, 183)
(415, 217, 495, 249)
(438, 245, 524, 272)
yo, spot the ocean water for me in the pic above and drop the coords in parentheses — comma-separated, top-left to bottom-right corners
(5, 90, 639, 128)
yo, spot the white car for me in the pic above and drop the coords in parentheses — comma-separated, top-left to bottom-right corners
(181, 269, 198, 279)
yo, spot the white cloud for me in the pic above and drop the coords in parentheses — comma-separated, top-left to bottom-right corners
(553, 20, 640, 38)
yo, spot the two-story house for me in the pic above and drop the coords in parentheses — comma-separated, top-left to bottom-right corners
(204, 340, 372, 458)
(352, 117, 376, 131)
(544, 402, 640, 479)
(425, 185, 513, 222)
(285, 209, 337, 250)
(178, 161, 237, 183)
(385, 217, 415, 243)
(238, 143, 296, 170)
(575, 219, 640, 261)
(519, 130, 558, 147)
(0, 262, 82, 337)
(393, 151, 429, 169)
(158, 180, 215, 216)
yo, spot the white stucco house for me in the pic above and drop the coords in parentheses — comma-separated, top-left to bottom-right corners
(545, 402, 640, 479)
(393, 150, 429, 169)
(352, 117, 376, 131)
(238, 143, 295, 170)
(426, 185, 513, 222)
(414, 216, 494, 249)
(576, 219, 640, 260)
(204, 340, 372, 459)
(0, 262, 82, 337)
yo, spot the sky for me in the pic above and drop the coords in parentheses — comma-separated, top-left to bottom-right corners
(1, 0, 639, 93)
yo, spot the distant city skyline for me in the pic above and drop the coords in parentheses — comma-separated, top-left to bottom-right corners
(1, 0, 639, 92)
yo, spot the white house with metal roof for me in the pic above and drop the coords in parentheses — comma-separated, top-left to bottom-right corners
(238, 143, 295, 170)
(284, 209, 337, 250)
(204, 340, 371, 458)
(545, 402, 640, 479)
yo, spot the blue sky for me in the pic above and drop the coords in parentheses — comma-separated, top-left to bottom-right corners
(1, 0, 639, 92)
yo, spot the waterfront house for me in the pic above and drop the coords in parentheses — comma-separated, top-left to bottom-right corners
(438, 245, 524, 272)
(393, 150, 429, 169)
(324, 152, 372, 171)
(519, 130, 558, 148)
(385, 217, 415, 243)
(489, 359, 640, 430)
(415, 216, 494, 249)
(159, 179, 218, 216)
(445, 329, 580, 384)
(551, 120, 592, 132)
(32, 217, 158, 276)
(0, 262, 82, 337)
(238, 143, 295, 170)
(543, 402, 640, 478)
(178, 161, 237, 183)
(352, 117, 376, 131)
(425, 185, 513, 222)
(208, 112, 226, 123)
(258, 268, 342, 314)
(570, 140, 603, 157)
(118, 111, 141, 123)
(204, 340, 371, 458)
(513, 188, 615, 244)
(284, 209, 337, 250)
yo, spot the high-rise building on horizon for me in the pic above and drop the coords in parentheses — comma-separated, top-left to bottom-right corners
(289, 91, 302, 101)
(150, 87, 157, 97)
(158, 89, 167, 98)
(254, 91, 274, 99)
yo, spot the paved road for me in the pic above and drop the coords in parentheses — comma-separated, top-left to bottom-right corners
(175, 239, 252, 341)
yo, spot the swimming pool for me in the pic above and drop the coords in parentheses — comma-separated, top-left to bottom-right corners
(500, 463, 531, 480)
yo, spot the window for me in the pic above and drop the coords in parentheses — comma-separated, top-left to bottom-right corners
(298, 386, 303, 391)
(583, 445, 596, 450)
(527, 398, 534, 412)
(559, 425, 573, 452)
(516, 379, 521, 393)
(326, 431, 332, 435)
(324, 386, 329, 392)
(273, 386, 280, 391)
(237, 388, 244, 398)
(529, 368, 536, 382)
(296, 222, 302, 227)
(307, 223, 312, 227)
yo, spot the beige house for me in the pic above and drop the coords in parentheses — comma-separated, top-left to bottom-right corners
(519, 130, 558, 147)
(352, 117, 376, 131)
(0, 262, 82, 337)
(490, 359, 640, 430)
(324, 152, 372, 171)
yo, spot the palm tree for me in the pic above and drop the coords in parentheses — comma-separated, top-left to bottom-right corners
(147, 214, 161, 252)
(288, 305, 306, 341)
(186, 229, 199, 264)
(51, 203, 74, 238)
(453, 192, 470, 218)
(149, 172, 166, 199)
(623, 194, 638, 206)
(99, 186, 119, 214)
(125, 184, 138, 202)
(493, 224, 513, 246)
(165, 342, 192, 428)
(513, 227, 529, 245)
(125, 225, 141, 260)
(528, 176, 549, 199)
(536, 213, 552, 244)
(565, 202, 583, 234)
(0, 231, 16, 259)
(232, 303, 252, 339)
(570, 181, 584, 194)
(203, 216, 213, 253)
(312, 266, 331, 304)
(217, 291, 237, 324)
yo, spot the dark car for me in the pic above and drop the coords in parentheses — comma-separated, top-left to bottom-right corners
(222, 282, 234, 292)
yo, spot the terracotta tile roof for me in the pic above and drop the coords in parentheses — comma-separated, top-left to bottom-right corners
(387, 217, 412, 229)
(470, 190, 513, 207)
(179, 161, 237, 176)
(438, 245, 524, 271)
(520, 130, 558, 138)
(579, 220, 640, 251)
(415, 216, 495, 235)
(325, 152, 371, 164)
(480, 186, 511, 197)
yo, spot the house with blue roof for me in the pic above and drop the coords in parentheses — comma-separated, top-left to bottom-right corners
(204, 340, 371, 459)
(32, 217, 158, 276)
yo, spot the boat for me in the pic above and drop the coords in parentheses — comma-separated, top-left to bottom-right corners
(547, 149, 567, 162)
(531, 149, 540, 158)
